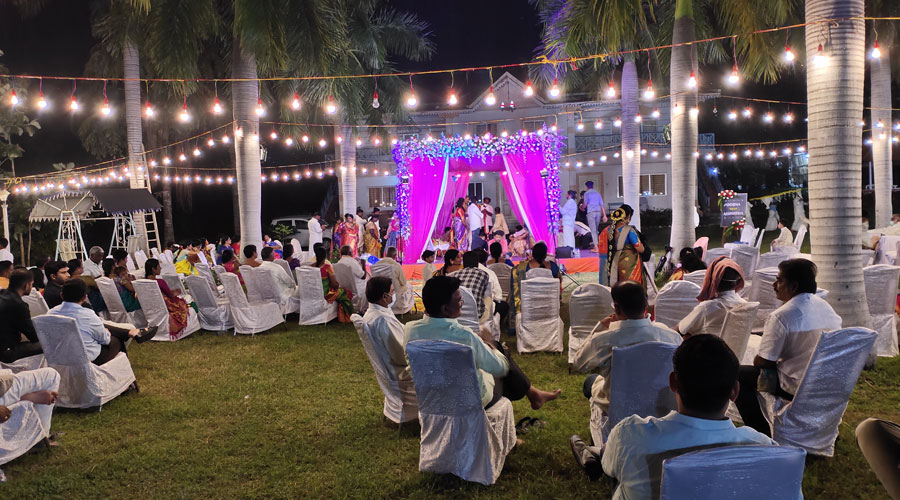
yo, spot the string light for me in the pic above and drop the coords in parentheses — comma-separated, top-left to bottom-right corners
(36, 89, 47, 110)
(144, 100, 154, 118)
(162, 156, 171, 165)
(763, 112, 774, 123)
(634, 114, 642, 123)
(447, 89, 458, 106)
(594, 119, 603, 130)
(871, 40, 881, 60)
(178, 152, 187, 162)
(69, 81, 80, 112)
(613, 117, 622, 128)
(222, 134, 230, 144)
(207, 137, 215, 147)
(8, 89, 18, 107)
(485, 85, 496, 106)
(318, 138, 327, 148)
(301, 134, 310, 143)
(406, 75, 418, 108)
(284, 137, 294, 146)
(728, 64, 740, 86)
(212, 97, 223, 114)
(549, 78, 561, 99)
(784, 44, 795, 62)
(728, 109, 738, 120)
(179, 103, 191, 122)
(269, 130, 278, 140)
(576, 120, 584, 131)
(291, 92, 302, 110)
(690, 106, 699, 117)
(255, 97, 265, 116)
(192, 147, 202, 157)
(606, 81, 616, 98)
(100, 98, 111, 117)
(643, 80, 655, 100)
(813, 43, 828, 66)
(651, 108, 660, 119)
(687, 70, 697, 88)
(325, 95, 337, 114)
(742, 107, 752, 118)
(783, 112, 794, 123)
(524, 80, 534, 97)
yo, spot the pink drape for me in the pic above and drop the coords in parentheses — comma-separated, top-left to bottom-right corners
(402, 157, 447, 264)
(433, 172, 471, 242)
(501, 152, 556, 254)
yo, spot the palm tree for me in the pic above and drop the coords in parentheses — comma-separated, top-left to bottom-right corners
(867, 0, 899, 227)
(805, 0, 870, 327)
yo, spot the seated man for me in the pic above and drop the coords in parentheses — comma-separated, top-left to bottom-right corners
(30, 256, 49, 291)
(0, 367, 61, 452)
(0, 260, 11, 289)
(449, 251, 492, 318)
(477, 248, 508, 324)
(674, 257, 746, 336)
(0, 237, 12, 263)
(42, 260, 70, 310)
(49, 279, 156, 366)
(571, 334, 777, 493)
(0, 270, 43, 362)
(770, 219, 794, 252)
(83, 246, 105, 278)
(362, 277, 411, 383)
(371, 247, 412, 314)
(259, 246, 296, 300)
(242, 244, 262, 268)
(735, 258, 842, 436)
(405, 275, 560, 409)
(573, 280, 682, 415)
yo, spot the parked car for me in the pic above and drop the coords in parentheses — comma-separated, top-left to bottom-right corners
(270, 215, 333, 249)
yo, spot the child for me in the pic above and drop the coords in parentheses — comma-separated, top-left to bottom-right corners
(421, 250, 436, 282)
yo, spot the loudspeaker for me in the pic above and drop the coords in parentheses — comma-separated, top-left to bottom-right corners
(555, 246, 574, 258)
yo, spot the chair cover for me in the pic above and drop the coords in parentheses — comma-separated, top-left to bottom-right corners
(727, 245, 760, 278)
(134, 250, 148, 270)
(793, 224, 807, 249)
(160, 261, 178, 275)
(197, 251, 210, 266)
(592, 342, 678, 445)
(659, 445, 805, 500)
(213, 264, 227, 277)
(488, 263, 513, 303)
(860, 248, 875, 267)
(654, 281, 702, 328)
(350, 314, 418, 424)
(256, 266, 301, 315)
(524, 267, 553, 280)
(334, 260, 367, 313)
(295, 267, 339, 325)
(405, 340, 516, 485)
(185, 275, 233, 332)
(458, 287, 481, 332)
(719, 301, 760, 362)
(758, 251, 793, 270)
(371, 264, 414, 315)
(163, 249, 175, 263)
(290, 238, 303, 261)
(748, 268, 780, 331)
(160, 273, 188, 297)
(0, 400, 45, 467)
(703, 247, 731, 266)
(274, 259, 294, 283)
(567, 283, 614, 363)
(150, 247, 161, 259)
(863, 264, 900, 356)
(125, 255, 138, 274)
(0, 354, 46, 373)
(194, 263, 220, 295)
(219, 273, 284, 335)
(95, 277, 146, 327)
(754, 229, 766, 249)
(761, 328, 877, 456)
(693, 236, 709, 257)
(239, 265, 264, 302)
(133, 279, 200, 341)
(32, 314, 135, 409)
(683, 270, 706, 287)
(22, 289, 49, 317)
(515, 277, 564, 353)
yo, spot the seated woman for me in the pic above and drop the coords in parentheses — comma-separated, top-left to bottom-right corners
(674, 256, 747, 336)
(175, 252, 200, 276)
(283, 243, 302, 271)
(144, 258, 192, 338)
(509, 225, 532, 257)
(437, 249, 463, 276)
(511, 241, 561, 313)
(216, 235, 232, 264)
(221, 249, 243, 284)
(110, 265, 142, 312)
(70, 258, 106, 314)
(312, 246, 353, 323)
(667, 247, 707, 282)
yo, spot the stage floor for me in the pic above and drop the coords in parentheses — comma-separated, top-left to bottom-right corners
(402, 251, 601, 280)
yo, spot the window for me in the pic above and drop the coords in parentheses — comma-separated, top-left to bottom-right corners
(368, 186, 396, 208)
(617, 174, 667, 197)
(468, 182, 484, 201)
(475, 123, 497, 137)
(521, 119, 545, 133)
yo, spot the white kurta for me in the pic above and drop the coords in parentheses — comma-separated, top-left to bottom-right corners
(308, 218, 324, 249)
(467, 203, 483, 231)
(561, 199, 577, 248)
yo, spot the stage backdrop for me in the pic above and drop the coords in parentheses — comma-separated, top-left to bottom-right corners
(393, 131, 564, 264)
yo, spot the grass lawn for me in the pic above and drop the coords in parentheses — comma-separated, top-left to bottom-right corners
(2, 279, 897, 499)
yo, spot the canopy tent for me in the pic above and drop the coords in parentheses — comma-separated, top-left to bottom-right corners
(393, 130, 564, 265)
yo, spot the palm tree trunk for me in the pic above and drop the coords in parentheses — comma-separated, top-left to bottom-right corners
(620, 57, 641, 230)
(870, 32, 893, 228)
(232, 38, 262, 254)
(668, 0, 698, 260)
(123, 40, 148, 252)
(806, 0, 870, 327)
(337, 124, 357, 217)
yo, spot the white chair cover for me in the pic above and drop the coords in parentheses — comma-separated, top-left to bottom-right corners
(793, 224, 807, 249)
(654, 281, 702, 328)
(238, 265, 264, 303)
(255, 266, 301, 315)
(515, 277, 564, 353)
(290, 238, 303, 261)
(125, 255, 138, 274)
(150, 247, 161, 259)
(703, 247, 731, 266)
(758, 251, 793, 270)
(458, 287, 481, 332)
(567, 283, 614, 363)
(860, 248, 876, 267)
(94, 277, 146, 327)
(761, 327, 877, 456)
(863, 264, 900, 356)
(160, 261, 177, 275)
(197, 251, 210, 266)
(133, 279, 200, 341)
(728, 244, 760, 278)
(213, 264, 227, 278)
(295, 267, 339, 325)
(405, 339, 516, 485)
(164, 249, 175, 264)
(488, 263, 513, 303)
(0, 354, 46, 373)
(0, 400, 45, 467)
(719, 301, 760, 362)
(32, 314, 135, 409)
(659, 445, 805, 500)
(592, 342, 678, 445)
(160, 273, 188, 297)
(683, 270, 706, 287)
(754, 228, 766, 249)
(194, 263, 220, 295)
(22, 289, 49, 317)
(748, 268, 780, 331)
(274, 259, 294, 283)
(334, 260, 367, 313)
(371, 263, 414, 315)
(524, 267, 553, 280)
(219, 273, 284, 335)
(134, 250, 148, 270)
(185, 275, 233, 333)
(350, 314, 418, 424)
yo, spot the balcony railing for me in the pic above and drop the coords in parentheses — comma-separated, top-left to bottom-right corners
(575, 132, 715, 152)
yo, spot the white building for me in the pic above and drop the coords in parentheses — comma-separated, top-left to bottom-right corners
(353, 73, 714, 229)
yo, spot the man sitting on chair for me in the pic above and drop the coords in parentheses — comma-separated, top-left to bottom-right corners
(572, 280, 682, 416)
(0, 367, 61, 453)
(42, 261, 70, 310)
(571, 335, 777, 494)
(83, 246, 105, 278)
(0, 270, 43, 363)
(370, 247, 411, 313)
(735, 258, 841, 436)
(674, 257, 747, 337)
(405, 275, 560, 410)
(362, 277, 411, 382)
(259, 246, 296, 301)
(770, 219, 794, 252)
(449, 251, 492, 318)
(0, 261, 12, 290)
(242, 245, 262, 268)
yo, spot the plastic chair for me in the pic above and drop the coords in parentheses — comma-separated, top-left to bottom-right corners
(219, 273, 285, 335)
(567, 283, 614, 364)
(405, 339, 516, 485)
(350, 314, 417, 425)
(515, 277, 564, 353)
(185, 275, 232, 333)
(133, 279, 200, 341)
(654, 281, 702, 328)
(863, 264, 900, 356)
(719, 301, 760, 362)
(295, 267, 339, 325)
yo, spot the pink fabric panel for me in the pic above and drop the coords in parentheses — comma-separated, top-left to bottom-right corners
(402, 157, 447, 264)
(502, 152, 556, 254)
(433, 172, 471, 245)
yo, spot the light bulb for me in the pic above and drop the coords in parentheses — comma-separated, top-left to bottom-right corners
(355, 138, 363, 146)
(318, 138, 327, 148)
(755, 149, 764, 158)
(651, 108, 660, 119)
(192, 147, 201, 157)
(694, 151, 701, 158)
(179, 103, 191, 122)
(783, 147, 792, 155)
(643, 83, 655, 100)
(784, 45, 795, 62)
(549, 78, 560, 98)
(871, 41, 881, 60)
(447, 90, 458, 106)
(742, 107, 752, 118)
(614, 117, 622, 127)
(576, 121, 584, 131)
(255, 98, 265, 116)
(8, 90, 18, 107)
(729, 152, 738, 160)
(485, 86, 496, 106)
(717, 153, 724, 160)
(144, 101, 154, 118)
(162, 156, 171, 165)
(744, 148, 752, 157)
(207, 137, 215, 147)
(270, 131, 278, 140)
(876, 119, 884, 128)
(301, 135, 309, 143)
(212, 97, 223, 114)
(336, 135, 343, 144)
(372, 91, 380, 109)
(222, 134, 230, 144)
(728, 65, 740, 85)
(606, 82, 616, 98)
(373, 136, 381, 146)
(594, 120, 603, 130)
(651, 151, 659, 158)
(325, 95, 337, 114)
(634, 114, 642, 123)
(728, 109, 737, 120)
(524, 80, 534, 97)
(406, 92, 418, 108)
(100, 98, 111, 117)
(284, 137, 294, 146)
(705, 153, 713, 160)
(690, 107, 699, 117)
(763, 112, 774, 123)
(36, 92, 47, 109)
(687, 70, 697, 88)
(783, 113, 794, 123)
(179, 153, 187, 162)
(797, 146, 805, 152)
(291, 93, 302, 110)
(813, 43, 828, 66)
(69, 96, 80, 111)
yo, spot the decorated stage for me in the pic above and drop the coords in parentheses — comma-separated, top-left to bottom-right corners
(400, 254, 600, 280)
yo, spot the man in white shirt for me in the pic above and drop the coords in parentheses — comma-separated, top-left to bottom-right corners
(481, 197, 494, 236)
(570, 334, 777, 493)
(308, 212, 326, 251)
(573, 280, 682, 415)
(0, 367, 61, 448)
(361, 277, 411, 383)
(0, 237, 13, 264)
(355, 208, 367, 254)
(83, 246, 105, 278)
(258, 247, 296, 301)
(675, 257, 746, 336)
(370, 247, 412, 314)
(467, 199, 484, 248)
(582, 181, 607, 249)
(735, 258, 842, 436)
(560, 190, 578, 249)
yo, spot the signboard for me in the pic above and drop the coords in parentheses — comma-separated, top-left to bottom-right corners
(720, 193, 747, 228)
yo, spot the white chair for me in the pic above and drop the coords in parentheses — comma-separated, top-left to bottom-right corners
(133, 279, 200, 341)
(567, 283, 614, 364)
(405, 339, 516, 485)
(239, 265, 263, 302)
(163, 249, 175, 263)
(371, 264, 413, 315)
(863, 264, 900, 357)
(793, 224, 808, 250)
(197, 251, 210, 267)
(22, 289, 49, 317)
(654, 281, 702, 328)
(133, 250, 148, 270)
(0, 398, 46, 470)
(160, 261, 177, 275)
(458, 287, 482, 332)
(591, 342, 678, 445)
(94, 277, 146, 327)
(719, 301, 760, 362)
(255, 266, 301, 315)
(350, 314, 417, 425)
(748, 268, 781, 331)
(334, 259, 367, 313)
(760, 327, 877, 456)
(683, 269, 706, 287)
(860, 248, 876, 267)
(703, 247, 731, 266)
(160, 273, 188, 298)
(213, 264, 227, 278)
(754, 228, 766, 249)
(32, 314, 135, 409)
(125, 255, 138, 274)
(150, 247, 161, 260)
(0, 354, 46, 373)
(295, 267, 339, 325)
(758, 251, 793, 270)
(524, 267, 553, 280)
(728, 244, 760, 279)
(195, 263, 221, 295)
(515, 277, 564, 353)
(488, 263, 513, 303)
(274, 259, 294, 283)
(185, 275, 232, 333)
(219, 273, 284, 335)
(659, 445, 806, 500)
(290, 238, 303, 261)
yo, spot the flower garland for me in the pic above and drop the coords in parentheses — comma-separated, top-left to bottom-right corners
(723, 217, 746, 239)
(717, 189, 736, 211)
(392, 128, 565, 240)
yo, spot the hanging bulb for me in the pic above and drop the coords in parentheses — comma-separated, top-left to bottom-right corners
(687, 70, 697, 88)
(652, 108, 661, 119)
(207, 137, 215, 147)
(179, 152, 187, 162)
(222, 134, 230, 144)
(336, 135, 343, 144)
(406, 91, 418, 108)
(606, 82, 616, 98)
(144, 100, 154, 118)
(100, 97, 111, 117)
(728, 64, 740, 85)
(291, 93, 302, 110)
(784, 44, 795, 62)
(179, 103, 191, 122)
(255, 98, 265, 116)
(372, 90, 380, 109)
(325, 95, 337, 114)
(871, 41, 881, 60)
(162, 156, 171, 165)
(69, 95, 80, 112)
(742, 107, 752, 118)
(613, 117, 622, 127)
(576, 120, 584, 131)
(447, 89, 458, 106)
(372, 136, 381, 146)
(270, 130, 278, 140)
(318, 138, 327, 148)
(763, 112, 774, 123)
(813, 43, 828, 66)
(634, 114, 642, 123)
(284, 137, 294, 146)
(36, 91, 47, 109)
(643, 82, 655, 100)
(192, 147, 202, 157)
(301, 135, 310, 143)
(548, 78, 560, 98)
(690, 107, 699, 117)
(728, 109, 738, 120)
(783, 113, 794, 123)
(8, 90, 18, 107)
(485, 86, 496, 106)
(524, 80, 535, 97)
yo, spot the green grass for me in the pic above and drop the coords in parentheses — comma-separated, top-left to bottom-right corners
(2, 284, 897, 499)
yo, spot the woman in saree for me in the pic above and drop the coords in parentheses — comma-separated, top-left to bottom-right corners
(175, 252, 200, 276)
(437, 249, 463, 276)
(144, 258, 191, 338)
(364, 216, 382, 256)
(666, 247, 707, 282)
(336, 214, 360, 258)
(313, 246, 353, 323)
(509, 225, 531, 257)
(451, 197, 469, 251)
(221, 249, 244, 284)
(606, 204, 645, 286)
(385, 213, 400, 251)
(492, 208, 509, 236)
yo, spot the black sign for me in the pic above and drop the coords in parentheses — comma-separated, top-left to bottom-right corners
(720, 193, 747, 228)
